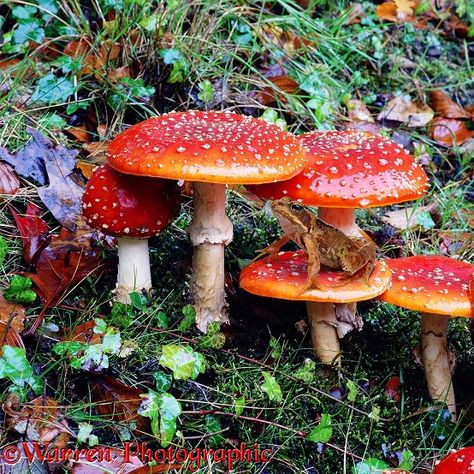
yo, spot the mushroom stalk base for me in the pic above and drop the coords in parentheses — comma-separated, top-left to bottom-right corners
(115, 238, 152, 304)
(421, 313, 456, 420)
(306, 301, 341, 366)
(190, 182, 233, 332)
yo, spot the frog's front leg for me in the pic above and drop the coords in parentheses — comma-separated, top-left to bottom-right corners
(354, 239, 376, 283)
(254, 235, 291, 261)
(299, 233, 322, 292)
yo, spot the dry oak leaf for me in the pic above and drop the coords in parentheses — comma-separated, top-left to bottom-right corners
(376, 0, 417, 23)
(3, 394, 70, 446)
(256, 76, 299, 105)
(377, 96, 434, 127)
(0, 294, 25, 355)
(347, 99, 374, 123)
(91, 375, 150, 433)
(429, 117, 474, 146)
(0, 162, 20, 195)
(429, 90, 471, 119)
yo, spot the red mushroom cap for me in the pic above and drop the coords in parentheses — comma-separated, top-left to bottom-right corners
(433, 446, 474, 474)
(106, 111, 306, 184)
(379, 256, 474, 317)
(82, 164, 181, 238)
(240, 250, 391, 302)
(247, 130, 429, 208)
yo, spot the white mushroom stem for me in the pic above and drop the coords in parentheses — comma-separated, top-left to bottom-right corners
(115, 237, 152, 304)
(306, 302, 341, 365)
(421, 313, 456, 420)
(189, 182, 233, 332)
(306, 207, 359, 364)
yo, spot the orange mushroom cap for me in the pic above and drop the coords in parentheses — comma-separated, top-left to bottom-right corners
(379, 256, 474, 317)
(247, 130, 429, 208)
(106, 111, 306, 184)
(82, 164, 181, 238)
(240, 250, 391, 302)
(432, 446, 474, 474)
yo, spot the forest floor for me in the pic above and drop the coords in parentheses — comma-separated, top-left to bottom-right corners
(0, 0, 473, 473)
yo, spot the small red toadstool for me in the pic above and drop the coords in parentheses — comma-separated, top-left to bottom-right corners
(379, 256, 474, 420)
(240, 250, 392, 364)
(106, 110, 306, 331)
(433, 446, 474, 473)
(82, 164, 181, 303)
(247, 130, 429, 363)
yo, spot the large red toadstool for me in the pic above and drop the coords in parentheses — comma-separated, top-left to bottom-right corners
(240, 250, 392, 364)
(82, 164, 181, 303)
(379, 256, 474, 420)
(106, 110, 306, 331)
(247, 130, 429, 363)
(433, 446, 474, 473)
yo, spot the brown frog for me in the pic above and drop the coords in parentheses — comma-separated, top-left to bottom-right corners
(256, 197, 376, 292)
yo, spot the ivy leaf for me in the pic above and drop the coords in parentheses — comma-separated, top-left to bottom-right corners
(178, 304, 195, 332)
(346, 380, 358, 402)
(352, 458, 389, 474)
(294, 358, 316, 384)
(0, 236, 8, 267)
(31, 73, 76, 105)
(155, 311, 169, 329)
(4, 276, 36, 304)
(0, 345, 43, 394)
(158, 393, 182, 447)
(159, 344, 206, 381)
(13, 21, 45, 45)
(261, 371, 282, 403)
(399, 449, 414, 470)
(308, 413, 332, 443)
(77, 422, 98, 446)
(12, 5, 37, 20)
(153, 371, 172, 394)
(197, 80, 214, 103)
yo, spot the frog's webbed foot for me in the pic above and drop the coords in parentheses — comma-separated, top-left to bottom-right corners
(254, 235, 290, 261)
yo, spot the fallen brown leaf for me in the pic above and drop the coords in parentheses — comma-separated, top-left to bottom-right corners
(377, 96, 434, 127)
(256, 76, 299, 105)
(0, 291, 25, 356)
(376, 0, 417, 23)
(347, 99, 374, 123)
(382, 204, 436, 231)
(66, 126, 90, 143)
(83, 141, 110, 164)
(429, 117, 474, 146)
(109, 66, 132, 82)
(76, 160, 98, 179)
(429, 90, 471, 119)
(0, 162, 20, 195)
(439, 231, 473, 256)
(62, 319, 103, 345)
(91, 375, 150, 433)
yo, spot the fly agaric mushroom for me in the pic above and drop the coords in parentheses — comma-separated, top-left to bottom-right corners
(379, 256, 474, 420)
(82, 164, 181, 304)
(433, 446, 474, 473)
(240, 250, 392, 365)
(106, 111, 306, 331)
(247, 130, 429, 363)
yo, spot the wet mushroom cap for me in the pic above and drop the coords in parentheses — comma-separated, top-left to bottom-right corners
(432, 446, 474, 473)
(247, 130, 429, 208)
(82, 164, 181, 238)
(240, 250, 391, 302)
(106, 111, 307, 184)
(379, 256, 474, 317)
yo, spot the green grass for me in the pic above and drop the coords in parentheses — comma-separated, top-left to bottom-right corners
(0, 0, 473, 472)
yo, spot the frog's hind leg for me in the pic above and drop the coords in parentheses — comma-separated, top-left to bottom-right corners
(299, 234, 322, 293)
(254, 235, 290, 261)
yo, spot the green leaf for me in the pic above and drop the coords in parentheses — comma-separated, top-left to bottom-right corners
(138, 390, 160, 437)
(13, 22, 44, 45)
(155, 311, 169, 329)
(153, 371, 172, 393)
(346, 380, 358, 402)
(31, 73, 76, 105)
(417, 211, 435, 231)
(294, 358, 316, 384)
(178, 304, 195, 332)
(205, 414, 225, 449)
(101, 328, 122, 354)
(261, 371, 282, 403)
(129, 292, 147, 309)
(93, 318, 107, 334)
(0, 236, 8, 267)
(158, 393, 182, 447)
(160, 48, 182, 64)
(352, 458, 389, 474)
(369, 405, 380, 423)
(269, 337, 282, 359)
(197, 80, 214, 103)
(0, 346, 43, 394)
(4, 276, 36, 304)
(77, 422, 94, 444)
(198, 322, 225, 349)
(159, 344, 206, 380)
(53, 341, 87, 357)
(38, 0, 59, 16)
(308, 413, 332, 443)
(234, 395, 245, 416)
(399, 449, 414, 470)
(12, 6, 37, 21)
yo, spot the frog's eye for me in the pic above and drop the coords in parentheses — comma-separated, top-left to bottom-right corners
(290, 203, 304, 212)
